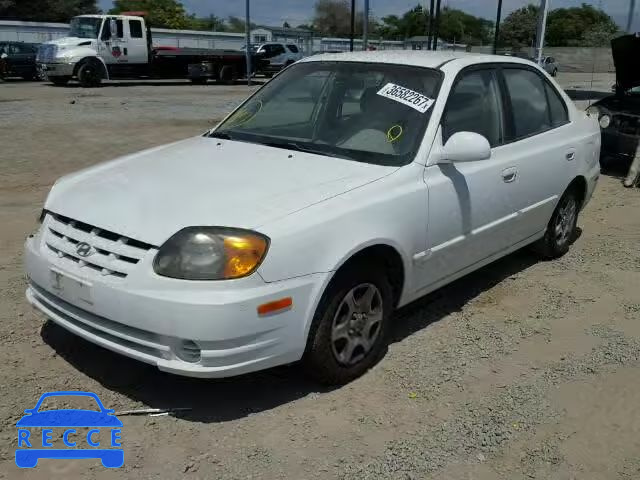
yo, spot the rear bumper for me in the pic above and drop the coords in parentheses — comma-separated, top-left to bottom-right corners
(25, 232, 328, 378)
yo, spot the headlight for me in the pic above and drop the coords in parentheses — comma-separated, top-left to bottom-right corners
(153, 227, 269, 280)
(599, 114, 611, 129)
(585, 105, 600, 117)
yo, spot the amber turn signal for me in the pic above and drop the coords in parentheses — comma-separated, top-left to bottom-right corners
(257, 297, 293, 316)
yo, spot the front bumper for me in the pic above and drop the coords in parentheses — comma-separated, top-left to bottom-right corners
(39, 62, 75, 78)
(24, 229, 328, 378)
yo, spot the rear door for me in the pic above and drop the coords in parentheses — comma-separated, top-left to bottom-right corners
(125, 18, 148, 65)
(496, 64, 576, 241)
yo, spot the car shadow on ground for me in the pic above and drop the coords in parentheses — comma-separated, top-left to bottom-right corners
(41, 248, 543, 424)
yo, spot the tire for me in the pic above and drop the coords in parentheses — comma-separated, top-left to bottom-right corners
(77, 61, 103, 88)
(49, 76, 70, 86)
(303, 262, 393, 385)
(552, 68, 558, 77)
(218, 65, 237, 85)
(532, 187, 579, 259)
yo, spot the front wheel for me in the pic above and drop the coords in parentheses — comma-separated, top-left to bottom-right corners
(77, 62, 102, 88)
(303, 263, 393, 384)
(532, 188, 579, 259)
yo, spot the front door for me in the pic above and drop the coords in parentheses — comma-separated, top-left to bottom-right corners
(98, 17, 129, 67)
(420, 67, 520, 289)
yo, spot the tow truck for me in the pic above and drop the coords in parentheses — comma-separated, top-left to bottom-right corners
(36, 13, 266, 87)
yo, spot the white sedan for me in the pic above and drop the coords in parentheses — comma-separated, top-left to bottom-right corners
(25, 51, 601, 384)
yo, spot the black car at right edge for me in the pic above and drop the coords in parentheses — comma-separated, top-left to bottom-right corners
(587, 34, 640, 167)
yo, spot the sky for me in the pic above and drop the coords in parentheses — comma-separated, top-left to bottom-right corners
(97, 0, 639, 31)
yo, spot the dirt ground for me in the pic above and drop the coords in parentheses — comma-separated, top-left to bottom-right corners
(0, 74, 639, 479)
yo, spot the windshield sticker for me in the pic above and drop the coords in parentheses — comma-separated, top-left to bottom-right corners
(376, 83, 434, 113)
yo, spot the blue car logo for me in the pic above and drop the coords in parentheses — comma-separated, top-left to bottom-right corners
(16, 391, 123, 468)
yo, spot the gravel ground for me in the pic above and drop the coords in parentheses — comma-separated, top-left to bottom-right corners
(0, 73, 638, 479)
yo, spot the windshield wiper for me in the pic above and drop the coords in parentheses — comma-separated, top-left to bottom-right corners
(262, 141, 350, 159)
(208, 131, 233, 140)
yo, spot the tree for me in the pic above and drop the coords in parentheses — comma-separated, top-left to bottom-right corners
(378, 5, 427, 40)
(283, 21, 291, 28)
(439, 7, 493, 45)
(500, 3, 621, 49)
(226, 15, 256, 33)
(499, 4, 539, 48)
(546, 4, 619, 46)
(188, 14, 227, 32)
(0, 0, 98, 22)
(110, 0, 190, 29)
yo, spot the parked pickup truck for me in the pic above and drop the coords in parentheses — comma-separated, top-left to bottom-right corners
(36, 14, 266, 87)
(245, 42, 303, 76)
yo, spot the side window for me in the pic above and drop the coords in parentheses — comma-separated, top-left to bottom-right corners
(545, 82, 569, 127)
(116, 20, 124, 39)
(129, 20, 143, 38)
(102, 19, 124, 40)
(287, 44, 299, 53)
(503, 68, 553, 139)
(273, 44, 286, 55)
(443, 69, 503, 148)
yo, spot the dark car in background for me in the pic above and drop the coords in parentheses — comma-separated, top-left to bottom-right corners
(587, 34, 640, 166)
(0, 41, 40, 80)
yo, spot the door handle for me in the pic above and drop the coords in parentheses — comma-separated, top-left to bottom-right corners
(566, 151, 576, 161)
(501, 167, 517, 183)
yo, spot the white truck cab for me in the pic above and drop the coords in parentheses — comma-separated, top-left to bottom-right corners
(37, 14, 150, 86)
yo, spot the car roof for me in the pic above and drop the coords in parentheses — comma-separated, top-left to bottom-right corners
(300, 50, 536, 71)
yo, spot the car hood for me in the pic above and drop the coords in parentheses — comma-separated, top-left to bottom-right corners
(45, 136, 397, 245)
(612, 34, 640, 92)
(593, 93, 640, 115)
(16, 410, 122, 427)
(47, 36, 94, 48)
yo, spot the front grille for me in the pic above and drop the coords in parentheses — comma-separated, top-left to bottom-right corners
(36, 44, 57, 63)
(44, 212, 154, 279)
(612, 114, 640, 136)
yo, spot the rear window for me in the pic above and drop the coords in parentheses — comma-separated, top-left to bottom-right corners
(287, 44, 299, 53)
(129, 19, 143, 38)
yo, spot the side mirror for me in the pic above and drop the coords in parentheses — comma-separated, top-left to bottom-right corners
(439, 131, 491, 163)
(109, 19, 118, 39)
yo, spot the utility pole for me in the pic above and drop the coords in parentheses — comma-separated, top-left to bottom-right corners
(427, 0, 435, 50)
(350, 0, 356, 51)
(245, 0, 251, 85)
(535, 0, 550, 65)
(493, 0, 503, 54)
(432, 0, 442, 51)
(363, 0, 369, 50)
(627, 0, 637, 33)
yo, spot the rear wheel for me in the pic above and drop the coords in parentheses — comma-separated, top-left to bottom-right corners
(303, 262, 393, 384)
(218, 65, 237, 85)
(77, 62, 103, 88)
(532, 188, 579, 259)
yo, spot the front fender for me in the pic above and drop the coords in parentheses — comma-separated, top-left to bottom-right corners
(257, 163, 428, 303)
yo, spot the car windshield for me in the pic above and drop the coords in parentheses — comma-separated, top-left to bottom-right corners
(69, 17, 102, 39)
(213, 61, 442, 166)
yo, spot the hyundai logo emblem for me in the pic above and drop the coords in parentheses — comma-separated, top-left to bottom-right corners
(75, 242, 94, 257)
